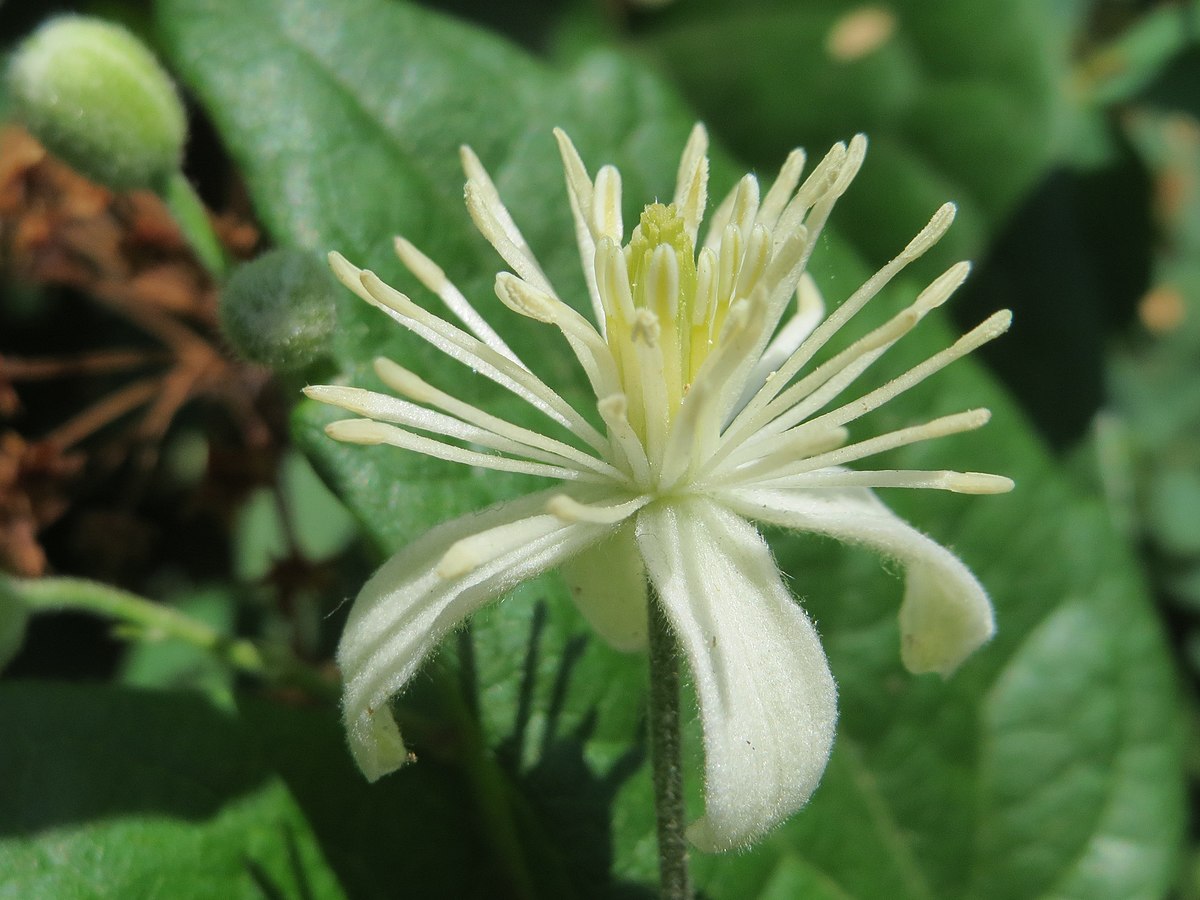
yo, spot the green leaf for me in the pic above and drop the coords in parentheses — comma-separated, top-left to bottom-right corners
(158, 0, 1183, 896)
(0, 682, 345, 900)
(623, 0, 1069, 264)
(118, 586, 237, 699)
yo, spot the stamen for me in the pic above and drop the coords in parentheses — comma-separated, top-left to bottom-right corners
(493, 273, 557, 322)
(725, 202, 959, 434)
(494, 273, 622, 400)
(773, 141, 847, 240)
(693, 248, 718, 328)
(672, 290, 770, 470)
(351, 264, 608, 450)
(306, 383, 602, 473)
(436, 514, 564, 579)
(371, 357, 622, 479)
(646, 244, 681, 321)
(734, 224, 773, 299)
(595, 238, 637, 321)
(729, 409, 993, 485)
(460, 146, 553, 294)
(553, 127, 595, 228)
(738, 273, 824, 408)
(758, 147, 807, 233)
(716, 426, 849, 484)
(798, 309, 1012, 435)
(546, 493, 648, 524)
(464, 179, 556, 295)
(704, 174, 758, 251)
(729, 260, 974, 458)
(716, 225, 744, 313)
(673, 123, 709, 243)
(597, 393, 651, 485)
(592, 165, 623, 242)
(761, 469, 1015, 493)
(553, 127, 606, 331)
(630, 309, 669, 467)
(730, 175, 761, 237)
(326, 418, 596, 481)
(394, 236, 520, 362)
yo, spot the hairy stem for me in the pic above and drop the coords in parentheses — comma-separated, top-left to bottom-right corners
(648, 590, 693, 900)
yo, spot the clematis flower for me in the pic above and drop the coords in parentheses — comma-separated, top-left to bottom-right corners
(305, 125, 1013, 852)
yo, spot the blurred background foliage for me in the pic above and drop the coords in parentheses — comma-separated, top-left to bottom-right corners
(1, 0, 1199, 898)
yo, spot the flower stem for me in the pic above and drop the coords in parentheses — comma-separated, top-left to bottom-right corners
(1, 575, 335, 700)
(160, 171, 228, 278)
(647, 589, 693, 900)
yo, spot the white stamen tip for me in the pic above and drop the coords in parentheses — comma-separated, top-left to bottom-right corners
(372, 358, 431, 401)
(304, 384, 356, 407)
(902, 203, 956, 260)
(631, 309, 661, 346)
(459, 144, 485, 181)
(328, 251, 367, 295)
(546, 494, 645, 524)
(598, 393, 629, 421)
(495, 273, 557, 323)
(963, 408, 991, 428)
(916, 261, 972, 314)
(986, 308, 1014, 336)
(325, 419, 390, 445)
(394, 237, 447, 290)
(593, 165, 624, 241)
(436, 544, 481, 580)
(948, 472, 1015, 494)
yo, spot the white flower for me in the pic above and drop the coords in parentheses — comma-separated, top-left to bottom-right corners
(305, 125, 1013, 852)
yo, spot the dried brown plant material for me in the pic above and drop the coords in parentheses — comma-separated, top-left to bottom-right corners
(0, 431, 84, 576)
(1138, 284, 1188, 335)
(826, 6, 897, 63)
(0, 124, 272, 574)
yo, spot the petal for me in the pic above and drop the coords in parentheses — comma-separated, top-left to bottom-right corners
(560, 521, 648, 652)
(338, 488, 617, 780)
(719, 485, 995, 675)
(635, 498, 837, 852)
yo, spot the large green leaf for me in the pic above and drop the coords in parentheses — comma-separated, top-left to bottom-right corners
(157, 0, 1183, 897)
(622, 0, 1069, 266)
(0, 682, 345, 900)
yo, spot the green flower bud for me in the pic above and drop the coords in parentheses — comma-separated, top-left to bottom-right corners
(221, 249, 339, 372)
(6, 15, 187, 190)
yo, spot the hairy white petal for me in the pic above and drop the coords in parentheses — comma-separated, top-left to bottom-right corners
(719, 486, 995, 675)
(636, 498, 837, 851)
(338, 489, 616, 780)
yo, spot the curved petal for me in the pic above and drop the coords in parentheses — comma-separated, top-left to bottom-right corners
(338, 488, 618, 780)
(560, 521, 648, 652)
(635, 498, 837, 852)
(719, 485, 995, 675)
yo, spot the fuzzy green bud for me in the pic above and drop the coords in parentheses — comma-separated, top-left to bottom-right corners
(6, 15, 187, 190)
(221, 249, 339, 372)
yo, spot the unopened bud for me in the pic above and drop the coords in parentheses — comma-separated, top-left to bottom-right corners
(220, 249, 339, 372)
(7, 16, 187, 190)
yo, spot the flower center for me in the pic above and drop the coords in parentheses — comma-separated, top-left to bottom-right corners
(601, 203, 729, 448)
